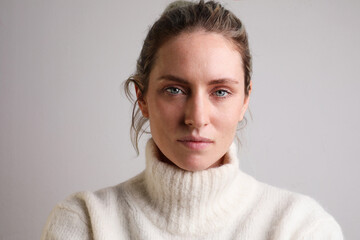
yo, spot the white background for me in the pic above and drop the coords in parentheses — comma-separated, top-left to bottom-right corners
(0, 0, 359, 239)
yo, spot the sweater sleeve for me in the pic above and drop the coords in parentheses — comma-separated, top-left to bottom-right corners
(41, 204, 93, 240)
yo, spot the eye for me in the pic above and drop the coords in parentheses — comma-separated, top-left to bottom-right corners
(165, 87, 184, 95)
(213, 89, 229, 97)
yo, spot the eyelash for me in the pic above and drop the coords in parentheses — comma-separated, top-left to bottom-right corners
(212, 89, 230, 98)
(165, 87, 185, 95)
(164, 87, 231, 98)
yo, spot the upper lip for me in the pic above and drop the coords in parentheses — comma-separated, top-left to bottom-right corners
(177, 136, 213, 142)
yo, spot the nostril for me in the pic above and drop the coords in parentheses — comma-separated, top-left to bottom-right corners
(185, 119, 194, 126)
(185, 117, 208, 128)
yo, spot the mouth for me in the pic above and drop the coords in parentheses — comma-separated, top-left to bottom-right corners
(177, 136, 214, 150)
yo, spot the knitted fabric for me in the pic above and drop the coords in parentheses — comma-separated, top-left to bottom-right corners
(41, 139, 343, 239)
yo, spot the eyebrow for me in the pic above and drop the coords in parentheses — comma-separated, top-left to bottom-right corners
(157, 74, 240, 85)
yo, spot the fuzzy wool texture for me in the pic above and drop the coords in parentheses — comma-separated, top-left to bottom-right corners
(41, 139, 343, 239)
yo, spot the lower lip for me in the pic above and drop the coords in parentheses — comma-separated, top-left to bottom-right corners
(178, 140, 213, 150)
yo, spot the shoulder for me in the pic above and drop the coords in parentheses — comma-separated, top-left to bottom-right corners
(41, 191, 97, 240)
(251, 180, 343, 239)
(41, 173, 144, 240)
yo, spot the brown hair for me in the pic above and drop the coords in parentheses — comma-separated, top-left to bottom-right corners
(124, 0, 252, 154)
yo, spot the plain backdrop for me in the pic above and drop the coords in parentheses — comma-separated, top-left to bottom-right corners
(1, 0, 359, 239)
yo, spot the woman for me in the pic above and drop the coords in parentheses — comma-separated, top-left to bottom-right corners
(42, 1, 343, 239)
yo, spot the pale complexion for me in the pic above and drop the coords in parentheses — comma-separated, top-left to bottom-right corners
(137, 30, 251, 171)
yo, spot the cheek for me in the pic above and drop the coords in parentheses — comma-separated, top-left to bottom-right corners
(148, 97, 184, 129)
(215, 116, 239, 134)
(211, 103, 243, 136)
(212, 102, 243, 124)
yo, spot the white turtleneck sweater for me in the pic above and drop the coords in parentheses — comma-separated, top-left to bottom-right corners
(41, 139, 343, 239)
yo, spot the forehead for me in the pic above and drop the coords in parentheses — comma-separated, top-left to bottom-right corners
(151, 30, 244, 83)
(163, 30, 238, 53)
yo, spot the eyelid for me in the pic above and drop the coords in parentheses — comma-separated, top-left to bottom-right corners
(211, 88, 232, 98)
(164, 86, 187, 95)
(162, 85, 233, 97)
(212, 87, 232, 93)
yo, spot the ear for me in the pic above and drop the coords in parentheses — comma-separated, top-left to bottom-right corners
(238, 81, 252, 121)
(135, 85, 149, 118)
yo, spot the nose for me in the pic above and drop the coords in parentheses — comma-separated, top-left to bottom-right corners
(184, 92, 210, 129)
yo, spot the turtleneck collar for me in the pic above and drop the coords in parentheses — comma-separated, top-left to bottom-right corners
(131, 138, 256, 236)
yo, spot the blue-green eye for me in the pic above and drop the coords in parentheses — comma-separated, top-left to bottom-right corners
(165, 87, 183, 95)
(214, 90, 229, 97)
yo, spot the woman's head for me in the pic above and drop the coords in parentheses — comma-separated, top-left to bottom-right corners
(124, 0, 252, 169)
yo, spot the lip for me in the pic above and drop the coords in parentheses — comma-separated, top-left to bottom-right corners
(177, 136, 214, 150)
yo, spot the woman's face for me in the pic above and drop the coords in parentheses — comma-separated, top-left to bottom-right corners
(137, 30, 251, 171)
